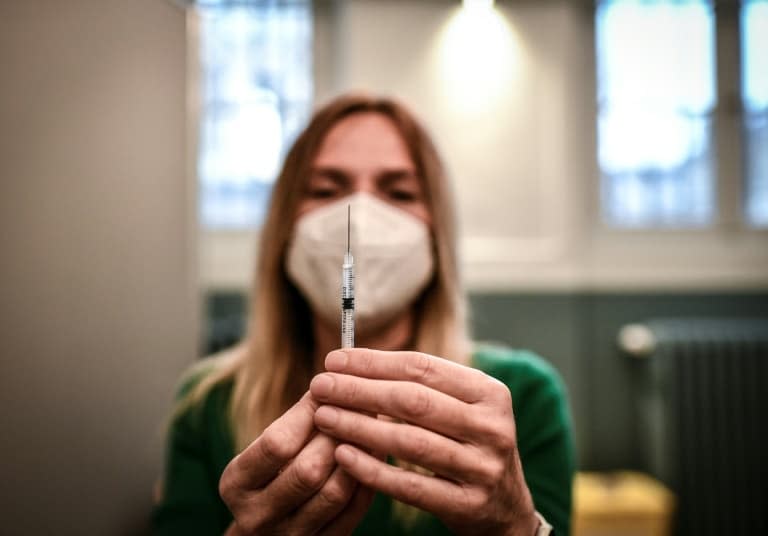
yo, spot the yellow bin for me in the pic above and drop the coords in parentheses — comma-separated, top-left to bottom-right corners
(572, 471, 676, 536)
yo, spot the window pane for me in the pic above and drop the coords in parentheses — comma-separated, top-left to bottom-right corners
(198, 2, 313, 229)
(742, 0, 768, 227)
(596, 0, 716, 227)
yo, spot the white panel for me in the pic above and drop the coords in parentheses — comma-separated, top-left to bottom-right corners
(335, 1, 574, 259)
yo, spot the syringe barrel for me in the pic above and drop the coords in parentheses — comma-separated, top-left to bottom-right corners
(341, 309, 354, 348)
(341, 253, 354, 348)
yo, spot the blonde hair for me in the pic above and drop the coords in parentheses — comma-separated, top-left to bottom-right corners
(186, 94, 470, 459)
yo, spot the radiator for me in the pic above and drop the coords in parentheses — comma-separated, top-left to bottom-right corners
(620, 318, 768, 536)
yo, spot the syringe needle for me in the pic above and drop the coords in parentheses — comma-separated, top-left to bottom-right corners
(347, 204, 350, 253)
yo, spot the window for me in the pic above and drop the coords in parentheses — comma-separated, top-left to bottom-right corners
(197, 1, 313, 229)
(596, 0, 716, 228)
(742, 0, 768, 227)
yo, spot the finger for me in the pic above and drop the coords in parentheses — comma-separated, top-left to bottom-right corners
(290, 466, 357, 533)
(310, 373, 481, 442)
(314, 405, 497, 484)
(316, 483, 376, 536)
(228, 391, 319, 489)
(325, 349, 502, 404)
(334, 444, 479, 519)
(255, 432, 338, 521)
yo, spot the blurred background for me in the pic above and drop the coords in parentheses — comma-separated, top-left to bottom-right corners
(0, 0, 766, 534)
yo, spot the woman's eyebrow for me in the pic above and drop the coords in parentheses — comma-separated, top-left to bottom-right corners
(377, 169, 420, 187)
(309, 166, 350, 185)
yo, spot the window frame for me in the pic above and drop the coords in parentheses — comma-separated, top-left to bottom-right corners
(594, 0, 719, 229)
(589, 1, 767, 233)
(196, 0, 314, 230)
(195, 0, 331, 290)
(584, 1, 768, 291)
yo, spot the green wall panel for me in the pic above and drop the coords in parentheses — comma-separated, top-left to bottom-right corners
(205, 290, 768, 471)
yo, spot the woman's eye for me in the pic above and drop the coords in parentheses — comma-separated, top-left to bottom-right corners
(308, 188, 338, 199)
(388, 190, 417, 202)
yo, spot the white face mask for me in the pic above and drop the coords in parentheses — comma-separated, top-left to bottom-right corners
(286, 192, 435, 335)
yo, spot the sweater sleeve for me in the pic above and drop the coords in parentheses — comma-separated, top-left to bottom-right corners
(513, 360, 575, 535)
(474, 348, 575, 536)
(152, 373, 233, 536)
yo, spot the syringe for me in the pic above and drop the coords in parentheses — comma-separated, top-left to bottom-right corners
(341, 204, 355, 349)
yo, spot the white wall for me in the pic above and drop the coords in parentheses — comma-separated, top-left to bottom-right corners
(328, 0, 590, 291)
(201, 0, 768, 292)
(0, 1, 197, 533)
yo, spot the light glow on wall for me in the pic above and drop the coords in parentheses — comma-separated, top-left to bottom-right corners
(437, 2, 519, 114)
(463, 0, 495, 11)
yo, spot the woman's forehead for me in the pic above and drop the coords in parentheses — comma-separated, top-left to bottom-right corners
(313, 112, 415, 171)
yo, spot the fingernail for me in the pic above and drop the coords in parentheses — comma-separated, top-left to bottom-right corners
(314, 405, 339, 427)
(326, 350, 348, 371)
(310, 374, 334, 398)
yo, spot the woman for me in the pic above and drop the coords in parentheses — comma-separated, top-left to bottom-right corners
(153, 94, 574, 535)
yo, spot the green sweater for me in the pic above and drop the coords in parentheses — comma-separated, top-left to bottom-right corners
(153, 346, 575, 535)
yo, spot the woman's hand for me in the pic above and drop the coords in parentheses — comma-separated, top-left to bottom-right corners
(309, 349, 540, 536)
(219, 391, 377, 535)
